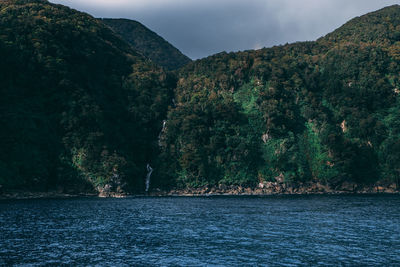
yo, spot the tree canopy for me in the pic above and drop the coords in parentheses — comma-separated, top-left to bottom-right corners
(1, 1, 399, 193)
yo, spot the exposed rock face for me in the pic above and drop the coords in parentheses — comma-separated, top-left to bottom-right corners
(261, 133, 270, 143)
(341, 120, 348, 133)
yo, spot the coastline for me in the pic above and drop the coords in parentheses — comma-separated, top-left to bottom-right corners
(150, 182, 399, 197)
(1, 181, 399, 200)
(0, 191, 98, 200)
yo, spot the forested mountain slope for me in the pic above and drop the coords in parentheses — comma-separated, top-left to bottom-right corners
(155, 5, 400, 189)
(0, 0, 174, 193)
(101, 18, 191, 70)
(1, 1, 399, 194)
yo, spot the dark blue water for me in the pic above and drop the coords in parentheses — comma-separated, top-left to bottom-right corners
(1, 195, 400, 266)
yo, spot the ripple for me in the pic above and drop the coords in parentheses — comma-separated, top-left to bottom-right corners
(0, 195, 400, 265)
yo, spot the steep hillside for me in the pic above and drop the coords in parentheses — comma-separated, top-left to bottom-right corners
(101, 18, 191, 70)
(322, 4, 400, 44)
(0, 0, 174, 193)
(1, 1, 399, 195)
(157, 5, 400, 189)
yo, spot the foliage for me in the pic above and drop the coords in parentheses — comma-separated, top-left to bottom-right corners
(1, 2, 400, 192)
(0, 0, 173, 192)
(157, 5, 400, 187)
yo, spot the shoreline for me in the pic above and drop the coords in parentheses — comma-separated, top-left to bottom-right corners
(0, 191, 98, 200)
(0, 191, 399, 200)
(150, 182, 399, 197)
(1, 182, 399, 200)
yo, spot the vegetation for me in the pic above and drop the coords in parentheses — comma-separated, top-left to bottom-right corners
(157, 5, 400, 189)
(101, 18, 191, 70)
(0, 0, 174, 193)
(0, 1, 399, 193)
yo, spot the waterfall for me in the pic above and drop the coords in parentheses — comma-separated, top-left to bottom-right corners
(145, 163, 153, 192)
(145, 119, 166, 193)
(158, 120, 167, 146)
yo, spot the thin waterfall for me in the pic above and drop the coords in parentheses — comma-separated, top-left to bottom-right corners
(146, 119, 166, 193)
(145, 163, 153, 192)
(158, 120, 167, 146)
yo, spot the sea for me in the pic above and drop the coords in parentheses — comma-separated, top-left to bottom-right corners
(1, 195, 399, 266)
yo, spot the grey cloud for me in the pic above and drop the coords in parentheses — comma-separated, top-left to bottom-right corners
(50, 0, 400, 59)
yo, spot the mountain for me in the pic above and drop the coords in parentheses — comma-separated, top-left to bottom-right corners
(101, 18, 192, 70)
(322, 4, 400, 44)
(156, 5, 400, 189)
(1, 1, 399, 195)
(0, 0, 174, 193)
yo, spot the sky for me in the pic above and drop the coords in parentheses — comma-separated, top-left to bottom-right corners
(49, 0, 400, 59)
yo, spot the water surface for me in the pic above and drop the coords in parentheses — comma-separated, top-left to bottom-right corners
(1, 195, 399, 266)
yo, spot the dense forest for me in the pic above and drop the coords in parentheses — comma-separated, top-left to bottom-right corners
(155, 4, 400, 190)
(0, 0, 399, 194)
(0, 0, 174, 193)
(101, 18, 191, 70)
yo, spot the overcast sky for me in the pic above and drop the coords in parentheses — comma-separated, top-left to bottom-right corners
(50, 0, 399, 59)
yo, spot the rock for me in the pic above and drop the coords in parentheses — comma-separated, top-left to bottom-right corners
(384, 188, 395, 193)
(341, 120, 348, 133)
(274, 185, 282, 193)
(98, 184, 112, 197)
(286, 187, 294, 194)
(218, 184, 227, 191)
(275, 173, 285, 183)
(339, 181, 356, 192)
(316, 182, 332, 193)
(376, 186, 385, 192)
(297, 187, 307, 194)
(357, 185, 371, 194)
(254, 188, 263, 195)
(199, 186, 209, 194)
(262, 133, 270, 143)
(264, 182, 275, 189)
(309, 183, 318, 192)
(244, 188, 252, 194)
(116, 186, 123, 193)
(389, 183, 397, 190)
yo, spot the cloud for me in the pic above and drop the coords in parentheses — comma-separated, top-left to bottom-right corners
(50, 0, 400, 59)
